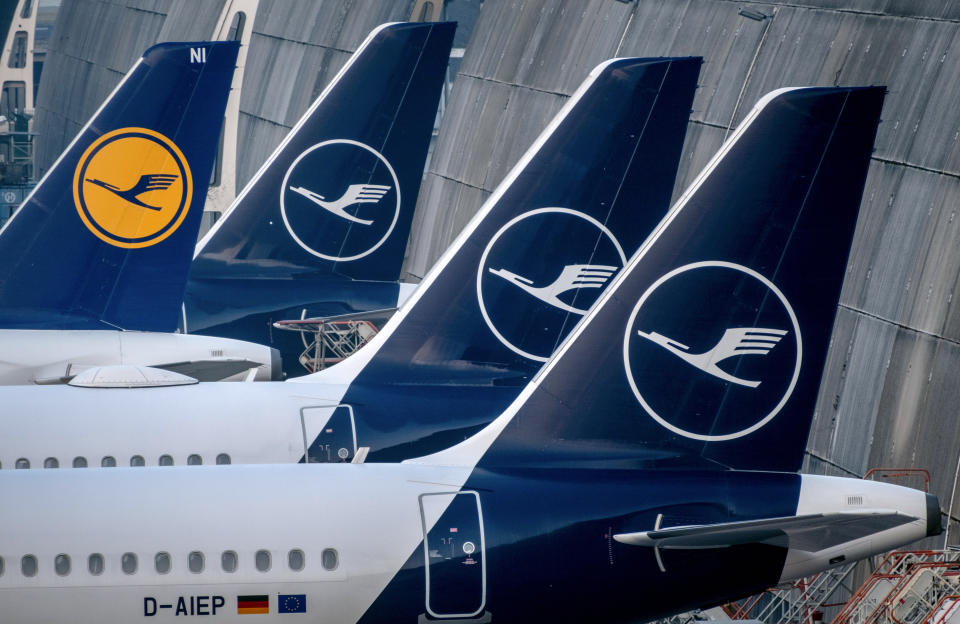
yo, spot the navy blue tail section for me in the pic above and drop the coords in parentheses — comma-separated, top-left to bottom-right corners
(185, 22, 454, 317)
(326, 57, 702, 461)
(475, 86, 885, 473)
(183, 21, 455, 375)
(0, 41, 238, 331)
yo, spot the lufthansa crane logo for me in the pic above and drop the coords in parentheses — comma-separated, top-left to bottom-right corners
(280, 139, 400, 262)
(73, 128, 193, 249)
(477, 207, 626, 362)
(622, 261, 802, 441)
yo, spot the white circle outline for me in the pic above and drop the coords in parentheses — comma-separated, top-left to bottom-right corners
(477, 207, 627, 362)
(621, 261, 803, 441)
(279, 139, 401, 262)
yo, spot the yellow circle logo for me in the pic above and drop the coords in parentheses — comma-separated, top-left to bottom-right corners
(73, 127, 193, 249)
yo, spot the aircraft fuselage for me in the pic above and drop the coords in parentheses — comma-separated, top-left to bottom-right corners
(0, 465, 933, 623)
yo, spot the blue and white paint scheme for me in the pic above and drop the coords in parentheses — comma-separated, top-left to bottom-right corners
(0, 56, 700, 464)
(184, 22, 455, 376)
(0, 41, 282, 382)
(0, 84, 940, 624)
(0, 41, 238, 332)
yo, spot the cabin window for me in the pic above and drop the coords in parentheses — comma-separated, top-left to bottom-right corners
(21, 554, 37, 577)
(321, 548, 338, 571)
(255, 549, 271, 572)
(288, 549, 304, 571)
(221, 550, 237, 573)
(44, 457, 58, 469)
(72, 457, 87, 468)
(14, 458, 29, 469)
(188, 551, 204, 573)
(101, 456, 116, 467)
(216, 453, 231, 465)
(88, 553, 104, 576)
(121, 552, 137, 575)
(130, 455, 145, 467)
(54, 554, 70, 576)
(0, 555, 5, 576)
(159, 455, 174, 466)
(20, 0, 33, 19)
(155, 552, 171, 574)
(187, 454, 202, 466)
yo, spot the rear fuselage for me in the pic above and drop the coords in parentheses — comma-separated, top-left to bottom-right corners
(0, 465, 934, 623)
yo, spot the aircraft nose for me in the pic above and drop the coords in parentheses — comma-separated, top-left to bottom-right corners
(927, 493, 943, 537)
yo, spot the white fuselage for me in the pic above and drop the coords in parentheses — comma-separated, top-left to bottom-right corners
(0, 462, 471, 623)
(0, 330, 277, 384)
(0, 464, 934, 623)
(0, 319, 380, 469)
(0, 379, 349, 468)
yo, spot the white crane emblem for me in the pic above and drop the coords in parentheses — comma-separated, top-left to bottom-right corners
(289, 183, 391, 225)
(488, 264, 618, 314)
(637, 327, 788, 388)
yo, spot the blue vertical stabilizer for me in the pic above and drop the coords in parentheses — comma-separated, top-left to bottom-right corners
(0, 41, 239, 331)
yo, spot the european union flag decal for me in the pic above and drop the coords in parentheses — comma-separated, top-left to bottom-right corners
(278, 594, 306, 614)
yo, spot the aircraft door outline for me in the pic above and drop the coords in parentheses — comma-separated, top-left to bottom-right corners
(419, 490, 487, 620)
(299, 404, 357, 463)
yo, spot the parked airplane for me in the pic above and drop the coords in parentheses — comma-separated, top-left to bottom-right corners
(183, 21, 455, 376)
(0, 84, 940, 624)
(0, 56, 701, 467)
(0, 41, 281, 381)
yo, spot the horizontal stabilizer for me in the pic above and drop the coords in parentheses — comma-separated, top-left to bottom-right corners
(153, 359, 265, 382)
(613, 510, 916, 552)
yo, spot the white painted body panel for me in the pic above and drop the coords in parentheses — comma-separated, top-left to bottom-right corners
(0, 462, 472, 623)
(0, 330, 276, 384)
(0, 380, 350, 468)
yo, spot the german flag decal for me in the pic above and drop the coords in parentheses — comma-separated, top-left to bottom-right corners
(237, 595, 269, 615)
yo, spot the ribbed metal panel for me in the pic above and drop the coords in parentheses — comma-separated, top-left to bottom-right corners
(33, 0, 414, 187)
(33, 0, 170, 176)
(157, 0, 225, 41)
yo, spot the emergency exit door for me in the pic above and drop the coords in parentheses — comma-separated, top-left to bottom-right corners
(419, 491, 486, 619)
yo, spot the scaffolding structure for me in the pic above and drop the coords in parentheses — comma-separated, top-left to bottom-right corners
(273, 317, 381, 373)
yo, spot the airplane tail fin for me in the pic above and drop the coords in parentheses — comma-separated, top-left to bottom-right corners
(190, 22, 455, 284)
(0, 41, 239, 331)
(298, 56, 702, 398)
(418, 86, 884, 473)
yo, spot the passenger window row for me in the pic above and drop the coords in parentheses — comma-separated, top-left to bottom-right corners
(5, 453, 232, 469)
(0, 548, 338, 578)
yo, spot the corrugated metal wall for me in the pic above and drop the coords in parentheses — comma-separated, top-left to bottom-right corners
(33, 0, 414, 187)
(33, 0, 172, 174)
